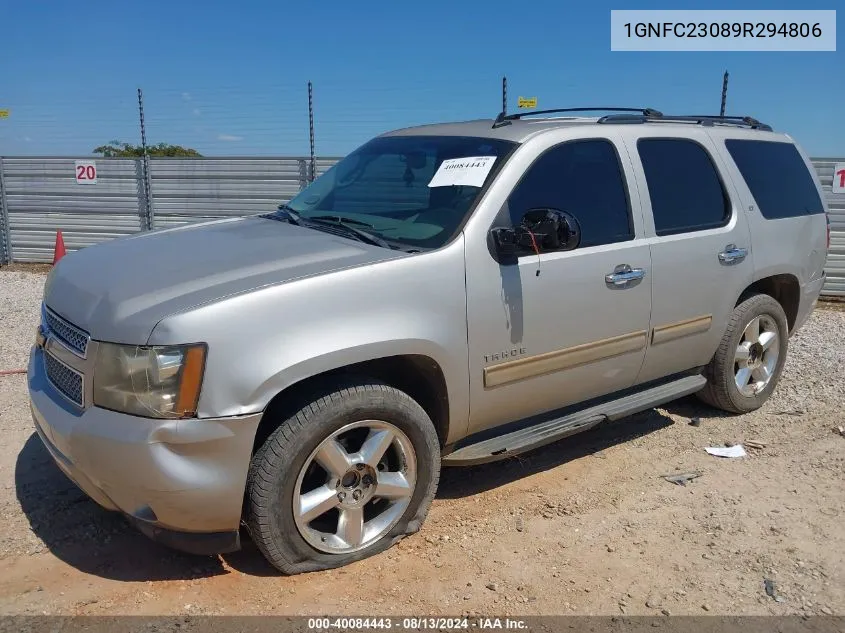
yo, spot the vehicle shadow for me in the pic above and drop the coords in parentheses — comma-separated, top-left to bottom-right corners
(437, 406, 676, 499)
(660, 393, 737, 421)
(15, 433, 227, 582)
(15, 402, 691, 580)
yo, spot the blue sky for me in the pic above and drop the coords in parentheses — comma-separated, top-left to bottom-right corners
(1, 0, 842, 157)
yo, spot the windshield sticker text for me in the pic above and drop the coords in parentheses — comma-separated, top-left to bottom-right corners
(428, 156, 497, 188)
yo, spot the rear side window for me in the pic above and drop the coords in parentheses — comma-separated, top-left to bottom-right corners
(724, 139, 824, 219)
(506, 139, 633, 248)
(637, 138, 730, 236)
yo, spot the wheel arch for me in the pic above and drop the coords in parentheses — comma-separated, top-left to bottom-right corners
(251, 354, 451, 457)
(736, 273, 800, 334)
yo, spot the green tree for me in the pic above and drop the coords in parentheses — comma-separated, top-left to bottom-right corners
(93, 140, 202, 157)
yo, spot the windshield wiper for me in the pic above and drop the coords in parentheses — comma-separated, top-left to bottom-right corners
(310, 214, 375, 229)
(305, 217, 392, 249)
(272, 204, 302, 225)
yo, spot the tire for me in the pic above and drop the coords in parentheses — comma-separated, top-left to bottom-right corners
(245, 377, 440, 575)
(697, 293, 789, 413)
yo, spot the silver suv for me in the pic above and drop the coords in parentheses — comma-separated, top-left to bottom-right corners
(29, 108, 829, 574)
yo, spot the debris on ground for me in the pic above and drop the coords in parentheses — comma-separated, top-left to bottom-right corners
(705, 445, 747, 458)
(689, 417, 701, 427)
(834, 426, 844, 437)
(661, 472, 702, 486)
(764, 578, 786, 603)
(745, 440, 767, 450)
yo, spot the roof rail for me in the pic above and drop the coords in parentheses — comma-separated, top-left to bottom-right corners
(597, 113, 772, 131)
(492, 107, 663, 129)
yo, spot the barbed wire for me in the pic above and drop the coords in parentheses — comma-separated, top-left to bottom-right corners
(0, 74, 759, 156)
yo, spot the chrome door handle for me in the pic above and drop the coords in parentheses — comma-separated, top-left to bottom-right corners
(605, 265, 645, 287)
(718, 244, 748, 265)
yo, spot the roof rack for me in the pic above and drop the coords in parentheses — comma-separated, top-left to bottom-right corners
(597, 113, 772, 131)
(492, 107, 663, 128)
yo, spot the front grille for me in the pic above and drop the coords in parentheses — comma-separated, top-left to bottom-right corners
(44, 308, 89, 357)
(44, 352, 84, 406)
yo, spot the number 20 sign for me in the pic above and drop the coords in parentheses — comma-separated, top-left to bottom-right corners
(74, 160, 97, 184)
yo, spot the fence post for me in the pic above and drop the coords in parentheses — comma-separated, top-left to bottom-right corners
(0, 157, 12, 264)
(137, 88, 155, 230)
(298, 158, 308, 191)
(134, 158, 151, 233)
(308, 81, 316, 183)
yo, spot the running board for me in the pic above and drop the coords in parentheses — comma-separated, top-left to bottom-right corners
(442, 374, 706, 466)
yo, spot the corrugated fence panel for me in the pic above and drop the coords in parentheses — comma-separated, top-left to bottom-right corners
(149, 157, 314, 230)
(314, 158, 340, 178)
(0, 154, 841, 298)
(3, 157, 143, 262)
(813, 158, 845, 296)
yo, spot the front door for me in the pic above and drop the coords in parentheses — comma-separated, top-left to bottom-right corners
(465, 135, 653, 435)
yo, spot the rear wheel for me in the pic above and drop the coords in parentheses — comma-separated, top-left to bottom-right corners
(697, 294, 789, 413)
(245, 379, 440, 574)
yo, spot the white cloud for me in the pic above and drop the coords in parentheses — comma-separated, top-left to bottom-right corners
(23, 136, 32, 142)
(217, 134, 243, 142)
(181, 92, 192, 101)
(192, 108, 202, 116)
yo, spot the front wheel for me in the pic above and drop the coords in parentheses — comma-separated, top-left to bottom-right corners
(245, 379, 440, 574)
(697, 293, 789, 413)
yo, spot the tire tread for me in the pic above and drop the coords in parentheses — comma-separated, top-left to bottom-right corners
(245, 378, 440, 575)
(697, 293, 788, 413)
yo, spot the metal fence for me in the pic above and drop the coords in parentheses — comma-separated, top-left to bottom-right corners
(813, 158, 845, 296)
(0, 155, 843, 297)
(0, 156, 339, 262)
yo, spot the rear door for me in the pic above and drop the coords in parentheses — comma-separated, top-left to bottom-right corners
(622, 129, 754, 384)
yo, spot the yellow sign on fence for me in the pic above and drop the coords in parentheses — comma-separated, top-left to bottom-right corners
(517, 97, 537, 109)
(0, 110, 10, 119)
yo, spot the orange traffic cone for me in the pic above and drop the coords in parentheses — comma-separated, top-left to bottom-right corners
(52, 230, 66, 264)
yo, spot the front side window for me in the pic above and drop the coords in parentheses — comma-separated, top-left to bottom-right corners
(637, 138, 730, 236)
(505, 139, 633, 248)
(282, 135, 515, 250)
(724, 139, 824, 219)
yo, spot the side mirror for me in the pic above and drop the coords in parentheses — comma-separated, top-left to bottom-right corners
(489, 208, 581, 261)
(490, 227, 521, 257)
(521, 208, 581, 252)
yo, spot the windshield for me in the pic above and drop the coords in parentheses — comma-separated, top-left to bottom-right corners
(283, 135, 516, 250)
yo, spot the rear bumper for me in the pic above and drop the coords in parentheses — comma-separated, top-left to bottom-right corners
(28, 345, 262, 554)
(793, 274, 826, 334)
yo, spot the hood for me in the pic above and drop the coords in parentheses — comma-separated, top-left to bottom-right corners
(44, 216, 405, 344)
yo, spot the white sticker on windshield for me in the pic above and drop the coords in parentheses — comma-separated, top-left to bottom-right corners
(427, 156, 497, 188)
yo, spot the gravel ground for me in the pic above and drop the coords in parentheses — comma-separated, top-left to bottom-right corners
(0, 271, 42, 372)
(0, 269, 842, 617)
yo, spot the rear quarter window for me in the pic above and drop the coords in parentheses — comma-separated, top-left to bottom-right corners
(724, 139, 824, 219)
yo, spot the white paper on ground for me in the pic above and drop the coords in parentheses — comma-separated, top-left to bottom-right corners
(428, 156, 497, 188)
(705, 445, 747, 458)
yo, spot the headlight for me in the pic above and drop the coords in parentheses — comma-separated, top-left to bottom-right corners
(93, 343, 207, 418)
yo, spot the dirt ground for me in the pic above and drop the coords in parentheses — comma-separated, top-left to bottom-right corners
(0, 269, 842, 617)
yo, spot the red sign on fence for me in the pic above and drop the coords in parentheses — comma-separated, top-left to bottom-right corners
(74, 160, 98, 185)
(834, 162, 845, 194)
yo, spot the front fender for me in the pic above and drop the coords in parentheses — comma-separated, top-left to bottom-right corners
(148, 238, 471, 441)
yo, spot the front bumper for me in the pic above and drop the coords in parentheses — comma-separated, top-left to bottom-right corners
(28, 345, 262, 555)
